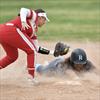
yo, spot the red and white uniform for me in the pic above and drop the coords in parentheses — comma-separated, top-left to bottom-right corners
(0, 8, 39, 78)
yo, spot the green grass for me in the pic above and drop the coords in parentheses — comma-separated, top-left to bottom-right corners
(0, 0, 100, 41)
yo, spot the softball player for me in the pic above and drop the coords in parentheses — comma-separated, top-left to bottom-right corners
(36, 48, 95, 76)
(0, 8, 53, 84)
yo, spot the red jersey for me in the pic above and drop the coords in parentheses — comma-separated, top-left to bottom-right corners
(8, 10, 38, 39)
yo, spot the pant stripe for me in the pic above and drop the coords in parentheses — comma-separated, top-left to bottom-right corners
(28, 68, 35, 70)
(16, 28, 36, 53)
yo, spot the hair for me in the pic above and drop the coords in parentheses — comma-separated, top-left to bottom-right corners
(34, 9, 45, 13)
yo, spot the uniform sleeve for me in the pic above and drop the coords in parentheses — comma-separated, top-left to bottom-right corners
(27, 10, 33, 19)
(20, 8, 33, 22)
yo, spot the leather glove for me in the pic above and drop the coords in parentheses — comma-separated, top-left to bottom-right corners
(54, 42, 70, 57)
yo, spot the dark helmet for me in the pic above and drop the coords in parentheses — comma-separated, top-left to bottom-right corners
(70, 48, 87, 64)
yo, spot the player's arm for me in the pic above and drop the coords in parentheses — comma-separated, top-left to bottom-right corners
(32, 40, 70, 56)
(19, 8, 32, 30)
(38, 42, 70, 56)
(31, 38, 54, 55)
(38, 46, 54, 55)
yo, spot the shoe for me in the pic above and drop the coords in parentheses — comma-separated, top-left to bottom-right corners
(27, 75, 39, 86)
(28, 78, 39, 85)
(0, 66, 2, 69)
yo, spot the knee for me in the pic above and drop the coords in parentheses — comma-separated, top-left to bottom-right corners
(26, 49, 35, 55)
(9, 53, 18, 63)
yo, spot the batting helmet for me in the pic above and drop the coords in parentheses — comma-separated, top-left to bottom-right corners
(70, 48, 87, 64)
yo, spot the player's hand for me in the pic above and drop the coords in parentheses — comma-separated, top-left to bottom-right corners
(21, 21, 30, 30)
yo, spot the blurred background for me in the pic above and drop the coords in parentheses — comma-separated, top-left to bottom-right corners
(0, 0, 100, 41)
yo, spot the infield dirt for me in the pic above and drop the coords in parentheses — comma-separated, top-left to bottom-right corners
(0, 41, 100, 100)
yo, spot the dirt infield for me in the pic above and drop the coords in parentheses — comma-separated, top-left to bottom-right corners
(0, 41, 100, 100)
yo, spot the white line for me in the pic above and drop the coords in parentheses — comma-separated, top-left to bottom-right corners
(16, 28, 36, 53)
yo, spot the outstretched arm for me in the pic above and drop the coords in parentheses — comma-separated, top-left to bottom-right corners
(38, 42, 70, 57)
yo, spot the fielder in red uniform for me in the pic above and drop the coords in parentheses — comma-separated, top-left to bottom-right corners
(0, 8, 53, 84)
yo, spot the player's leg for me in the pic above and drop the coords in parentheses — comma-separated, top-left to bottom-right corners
(26, 50, 35, 77)
(14, 28, 40, 84)
(0, 43, 18, 69)
(0, 25, 36, 78)
(14, 28, 37, 78)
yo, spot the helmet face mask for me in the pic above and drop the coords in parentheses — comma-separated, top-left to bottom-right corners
(70, 48, 87, 71)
